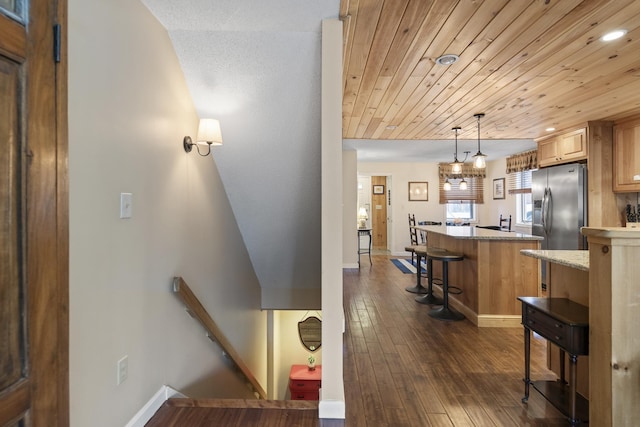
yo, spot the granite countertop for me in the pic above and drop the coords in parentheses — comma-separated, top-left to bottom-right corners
(520, 249, 589, 271)
(414, 225, 543, 241)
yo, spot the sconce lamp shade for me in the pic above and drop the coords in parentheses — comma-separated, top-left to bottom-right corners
(197, 118, 223, 146)
(183, 118, 223, 156)
(358, 207, 368, 219)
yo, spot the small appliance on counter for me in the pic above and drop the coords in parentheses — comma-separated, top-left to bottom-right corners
(624, 204, 640, 228)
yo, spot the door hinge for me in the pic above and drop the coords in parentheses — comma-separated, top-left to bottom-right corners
(53, 24, 61, 63)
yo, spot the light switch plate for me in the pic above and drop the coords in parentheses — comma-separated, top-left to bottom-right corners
(120, 193, 132, 219)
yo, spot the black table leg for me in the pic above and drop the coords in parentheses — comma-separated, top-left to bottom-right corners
(522, 326, 531, 403)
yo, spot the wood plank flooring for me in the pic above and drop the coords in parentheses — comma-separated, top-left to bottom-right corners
(146, 254, 570, 426)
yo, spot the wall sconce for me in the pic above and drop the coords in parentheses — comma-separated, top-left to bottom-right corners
(183, 118, 223, 156)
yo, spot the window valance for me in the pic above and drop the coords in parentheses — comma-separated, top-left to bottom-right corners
(438, 163, 487, 179)
(506, 149, 538, 174)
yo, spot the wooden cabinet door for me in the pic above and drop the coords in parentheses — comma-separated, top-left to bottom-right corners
(558, 128, 587, 162)
(613, 117, 640, 192)
(538, 128, 587, 167)
(537, 137, 559, 167)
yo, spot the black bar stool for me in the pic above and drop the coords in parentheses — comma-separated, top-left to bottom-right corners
(424, 249, 465, 321)
(413, 247, 445, 305)
(404, 244, 428, 294)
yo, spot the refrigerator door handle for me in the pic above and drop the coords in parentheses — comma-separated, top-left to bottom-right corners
(541, 188, 547, 233)
(542, 188, 551, 235)
(544, 188, 553, 235)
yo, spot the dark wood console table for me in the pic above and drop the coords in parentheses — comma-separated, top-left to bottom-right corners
(518, 297, 589, 425)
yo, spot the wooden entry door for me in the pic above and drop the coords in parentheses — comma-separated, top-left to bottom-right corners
(0, 0, 68, 425)
(371, 176, 387, 249)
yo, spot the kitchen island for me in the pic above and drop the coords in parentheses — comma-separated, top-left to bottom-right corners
(415, 225, 542, 327)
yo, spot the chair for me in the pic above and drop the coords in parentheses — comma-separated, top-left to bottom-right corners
(417, 221, 442, 244)
(420, 248, 465, 321)
(405, 214, 419, 266)
(500, 214, 512, 231)
(476, 214, 512, 231)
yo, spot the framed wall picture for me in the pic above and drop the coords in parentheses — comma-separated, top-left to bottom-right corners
(408, 181, 428, 201)
(493, 178, 505, 200)
(373, 184, 385, 195)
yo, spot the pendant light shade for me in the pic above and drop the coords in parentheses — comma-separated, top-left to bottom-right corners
(472, 113, 487, 169)
(459, 178, 468, 190)
(450, 127, 463, 173)
(443, 179, 452, 191)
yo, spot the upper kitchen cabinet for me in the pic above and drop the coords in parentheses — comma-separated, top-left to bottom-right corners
(613, 116, 640, 192)
(537, 128, 587, 168)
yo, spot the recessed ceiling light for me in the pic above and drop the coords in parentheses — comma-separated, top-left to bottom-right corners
(546, 127, 556, 132)
(435, 54, 459, 66)
(601, 30, 626, 42)
(385, 125, 398, 130)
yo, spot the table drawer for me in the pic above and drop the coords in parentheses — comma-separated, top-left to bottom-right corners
(289, 379, 321, 392)
(524, 306, 569, 342)
(523, 305, 588, 355)
(289, 390, 319, 400)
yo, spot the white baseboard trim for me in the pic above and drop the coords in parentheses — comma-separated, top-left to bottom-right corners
(319, 399, 346, 419)
(125, 385, 185, 427)
(342, 262, 359, 269)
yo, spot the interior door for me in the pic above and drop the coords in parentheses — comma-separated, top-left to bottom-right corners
(371, 176, 387, 249)
(0, 0, 68, 425)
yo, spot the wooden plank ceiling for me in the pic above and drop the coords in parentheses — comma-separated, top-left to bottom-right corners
(340, 0, 640, 142)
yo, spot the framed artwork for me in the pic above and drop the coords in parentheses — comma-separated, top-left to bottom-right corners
(373, 184, 385, 195)
(493, 178, 505, 200)
(408, 181, 428, 201)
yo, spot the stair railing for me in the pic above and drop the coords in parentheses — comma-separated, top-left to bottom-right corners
(172, 276, 266, 399)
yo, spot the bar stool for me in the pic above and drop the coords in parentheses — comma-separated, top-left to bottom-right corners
(425, 249, 465, 321)
(404, 244, 428, 294)
(413, 247, 444, 304)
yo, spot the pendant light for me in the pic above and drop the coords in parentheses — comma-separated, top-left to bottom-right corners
(459, 178, 468, 190)
(443, 178, 452, 191)
(472, 113, 487, 169)
(450, 127, 463, 174)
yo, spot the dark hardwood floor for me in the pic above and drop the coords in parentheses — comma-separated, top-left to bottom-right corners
(147, 254, 569, 426)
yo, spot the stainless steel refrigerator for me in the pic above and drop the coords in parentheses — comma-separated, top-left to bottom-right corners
(532, 163, 588, 289)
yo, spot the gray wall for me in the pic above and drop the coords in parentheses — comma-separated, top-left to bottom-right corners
(69, 0, 266, 425)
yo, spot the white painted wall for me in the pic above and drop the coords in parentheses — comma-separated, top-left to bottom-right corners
(357, 159, 531, 256)
(69, 1, 266, 425)
(343, 150, 358, 268)
(320, 18, 345, 419)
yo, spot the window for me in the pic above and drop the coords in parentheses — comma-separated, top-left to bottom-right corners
(508, 170, 533, 224)
(445, 202, 476, 222)
(438, 163, 486, 205)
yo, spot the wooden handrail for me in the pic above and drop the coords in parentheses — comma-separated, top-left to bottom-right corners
(172, 276, 267, 399)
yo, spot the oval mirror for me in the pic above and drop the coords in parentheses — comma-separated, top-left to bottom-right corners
(298, 316, 321, 352)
